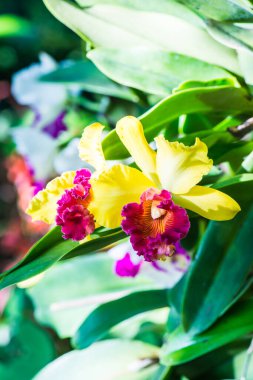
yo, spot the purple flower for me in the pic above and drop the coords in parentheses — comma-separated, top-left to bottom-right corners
(115, 253, 141, 277)
(43, 112, 67, 139)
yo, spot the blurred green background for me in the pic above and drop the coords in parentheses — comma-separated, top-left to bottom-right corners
(0, 0, 80, 81)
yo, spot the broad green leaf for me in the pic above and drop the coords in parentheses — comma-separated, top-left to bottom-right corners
(0, 227, 76, 280)
(238, 48, 253, 85)
(74, 0, 203, 27)
(43, 0, 240, 73)
(0, 227, 126, 290)
(102, 84, 253, 159)
(88, 47, 233, 96)
(73, 289, 169, 348)
(182, 204, 253, 335)
(207, 20, 253, 53)
(177, 0, 253, 21)
(34, 340, 159, 380)
(211, 140, 253, 167)
(161, 299, 253, 365)
(0, 15, 32, 38)
(27, 254, 156, 338)
(172, 341, 247, 380)
(40, 60, 137, 101)
(167, 275, 187, 333)
(0, 319, 55, 380)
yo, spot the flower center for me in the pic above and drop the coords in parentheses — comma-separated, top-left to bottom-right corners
(151, 200, 166, 219)
(121, 188, 190, 261)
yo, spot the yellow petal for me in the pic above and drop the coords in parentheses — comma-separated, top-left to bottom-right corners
(155, 136, 213, 194)
(90, 164, 155, 228)
(175, 185, 241, 221)
(78, 123, 106, 172)
(26, 171, 76, 224)
(116, 116, 158, 183)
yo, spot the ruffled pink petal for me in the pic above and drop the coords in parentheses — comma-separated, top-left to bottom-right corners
(74, 169, 92, 186)
(56, 169, 95, 241)
(57, 204, 95, 241)
(121, 188, 190, 261)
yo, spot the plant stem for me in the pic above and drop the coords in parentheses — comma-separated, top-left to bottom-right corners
(228, 117, 253, 139)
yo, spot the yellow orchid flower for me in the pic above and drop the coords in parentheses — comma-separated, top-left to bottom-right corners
(86, 116, 240, 261)
(27, 115, 240, 262)
(26, 123, 105, 241)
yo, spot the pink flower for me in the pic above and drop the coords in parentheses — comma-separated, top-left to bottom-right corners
(115, 253, 141, 277)
(56, 169, 95, 241)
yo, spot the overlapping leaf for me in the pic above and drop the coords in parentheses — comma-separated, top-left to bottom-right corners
(34, 340, 159, 380)
(88, 47, 233, 96)
(73, 289, 169, 348)
(102, 83, 253, 159)
(39, 60, 137, 101)
(0, 227, 126, 290)
(161, 299, 253, 365)
(182, 204, 253, 335)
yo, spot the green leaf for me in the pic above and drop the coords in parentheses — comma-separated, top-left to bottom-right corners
(182, 204, 253, 335)
(43, 0, 239, 73)
(34, 340, 159, 380)
(214, 140, 253, 168)
(27, 254, 155, 338)
(161, 299, 253, 365)
(88, 47, 233, 96)
(207, 20, 253, 54)
(62, 228, 126, 260)
(0, 319, 55, 380)
(40, 60, 137, 101)
(0, 15, 32, 38)
(102, 84, 253, 159)
(238, 48, 253, 85)
(73, 289, 169, 348)
(177, 0, 253, 21)
(74, 0, 202, 27)
(213, 173, 253, 203)
(167, 275, 187, 333)
(0, 227, 126, 290)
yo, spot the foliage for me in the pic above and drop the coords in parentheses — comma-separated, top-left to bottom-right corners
(0, 1, 253, 379)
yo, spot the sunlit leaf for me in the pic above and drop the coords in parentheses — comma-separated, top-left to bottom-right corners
(27, 254, 155, 338)
(43, 0, 239, 73)
(34, 340, 159, 380)
(88, 47, 233, 96)
(73, 289, 169, 348)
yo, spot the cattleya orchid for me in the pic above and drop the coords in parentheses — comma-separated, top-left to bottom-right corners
(27, 116, 240, 262)
(26, 123, 105, 241)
